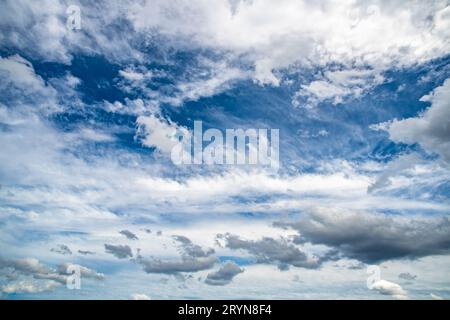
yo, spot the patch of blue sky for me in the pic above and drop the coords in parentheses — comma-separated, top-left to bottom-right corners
(218, 256, 255, 266)
(159, 56, 449, 172)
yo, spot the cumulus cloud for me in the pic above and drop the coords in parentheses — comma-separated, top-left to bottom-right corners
(0, 55, 58, 111)
(137, 236, 217, 275)
(104, 244, 133, 259)
(371, 280, 408, 300)
(120, 230, 139, 240)
(5, 0, 449, 71)
(218, 233, 320, 270)
(0, 0, 142, 64)
(173, 235, 215, 258)
(205, 261, 243, 286)
(128, 0, 450, 89)
(76, 128, 115, 143)
(0, 1, 71, 63)
(119, 68, 151, 82)
(0, 55, 48, 91)
(3, 0, 448, 105)
(275, 207, 450, 263)
(366, 153, 422, 193)
(379, 78, 450, 164)
(136, 115, 190, 154)
(138, 255, 217, 274)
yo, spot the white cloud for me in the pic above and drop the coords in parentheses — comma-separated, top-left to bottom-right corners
(294, 68, 385, 106)
(102, 98, 159, 116)
(0, 55, 46, 89)
(129, 0, 450, 87)
(0, 0, 142, 64)
(136, 114, 190, 154)
(119, 69, 149, 82)
(0, 0, 71, 63)
(3, 0, 449, 104)
(371, 280, 408, 300)
(77, 128, 115, 143)
(0, 55, 58, 112)
(130, 293, 151, 300)
(381, 78, 450, 164)
(1, 280, 59, 294)
(138, 255, 217, 274)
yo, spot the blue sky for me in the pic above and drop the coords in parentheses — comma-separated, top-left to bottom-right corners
(0, 0, 450, 300)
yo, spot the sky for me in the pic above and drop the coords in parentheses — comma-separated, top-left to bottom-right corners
(0, 0, 450, 300)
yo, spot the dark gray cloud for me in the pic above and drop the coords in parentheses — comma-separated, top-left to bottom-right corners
(119, 229, 138, 240)
(398, 272, 417, 281)
(138, 256, 217, 274)
(173, 235, 215, 258)
(275, 208, 450, 263)
(104, 244, 133, 259)
(50, 244, 72, 255)
(138, 236, 217, 274)
(78, 250, 95, 255)
(205, 261, 244, 286)
(218, 233, 320, 270)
